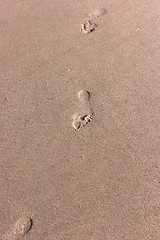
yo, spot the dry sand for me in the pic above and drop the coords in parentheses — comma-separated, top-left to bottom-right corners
(0, 0, 160, 239)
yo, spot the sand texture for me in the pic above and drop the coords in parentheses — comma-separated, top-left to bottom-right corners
(0, 0, 160, 239)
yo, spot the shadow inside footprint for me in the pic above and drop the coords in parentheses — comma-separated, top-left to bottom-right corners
(72, 113, 92, 130)
(13, 217, 33, 239)
(81, 20, 97, 33)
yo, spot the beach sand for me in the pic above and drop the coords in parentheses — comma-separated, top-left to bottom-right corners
(0, 0, 160, 239)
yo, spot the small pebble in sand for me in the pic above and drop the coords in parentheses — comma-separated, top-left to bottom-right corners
(81, 20, 97, 33)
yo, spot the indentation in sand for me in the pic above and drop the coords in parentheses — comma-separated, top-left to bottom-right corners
(81, 20, 97, 33)
(72, 90, 92, 130)
(81, 8, 106, 33)
(2, 217, 32, 240)
(89, 8, 106, 18)
(14, 216, 32, 236)
(78, 90, 90, 102)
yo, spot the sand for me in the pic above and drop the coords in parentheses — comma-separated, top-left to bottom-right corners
(0, 0, 160, 239)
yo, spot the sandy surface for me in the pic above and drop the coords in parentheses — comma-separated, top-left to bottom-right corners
(0, 0, 160, 239)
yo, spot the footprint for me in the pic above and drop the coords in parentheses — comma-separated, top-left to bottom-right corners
(81, 8, 107, 33)
(2, 217, 32, 240)
(14, 216, 32, 237)
(81, 20, 97, 33)
(72, 90, 92, 130)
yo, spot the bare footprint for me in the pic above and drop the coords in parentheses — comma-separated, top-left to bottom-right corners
(81, 8, 107, 33)
(72, 90, 92, 130)
(14, 217, 32, 237)
(2, 217, 32, 240)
